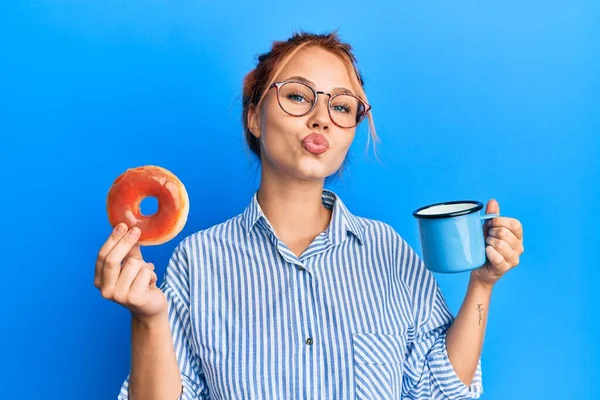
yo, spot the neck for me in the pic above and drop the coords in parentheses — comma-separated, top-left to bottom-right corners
(256, 168, 332, 240)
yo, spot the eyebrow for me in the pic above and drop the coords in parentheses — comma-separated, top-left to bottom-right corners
(284, 75, 356, 96)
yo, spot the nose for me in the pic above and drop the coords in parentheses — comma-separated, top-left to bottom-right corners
(306, 94, 330, 131)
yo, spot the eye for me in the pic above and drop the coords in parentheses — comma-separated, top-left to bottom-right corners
(287, 91, 310, 103)
(331, 102, 352, 114)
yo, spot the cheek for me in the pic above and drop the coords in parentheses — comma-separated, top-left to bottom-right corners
(261, 99, 294, 136)
(261, 114, 304, 149)
(261, 121, 300, 153)
(335, 131, 355, 153)
(259, 118, 303, 163)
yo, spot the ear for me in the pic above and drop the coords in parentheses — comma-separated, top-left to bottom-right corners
(247, 104, 261, 139)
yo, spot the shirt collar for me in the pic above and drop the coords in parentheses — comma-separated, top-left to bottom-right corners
(241, 188, 364, 246)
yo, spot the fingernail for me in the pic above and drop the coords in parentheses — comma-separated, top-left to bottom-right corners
(115, 224, 126, 235)
(128, 227, 140, 237)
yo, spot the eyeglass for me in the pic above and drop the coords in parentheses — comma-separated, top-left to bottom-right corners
(268, 80, 371, 129)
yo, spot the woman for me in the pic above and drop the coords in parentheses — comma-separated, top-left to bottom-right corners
(96, 31, 525, 400)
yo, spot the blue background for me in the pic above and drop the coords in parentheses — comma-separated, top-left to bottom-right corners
(1, 1, 598, 399)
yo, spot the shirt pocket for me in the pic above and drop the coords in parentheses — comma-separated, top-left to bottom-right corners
(352, 332, 405, 400)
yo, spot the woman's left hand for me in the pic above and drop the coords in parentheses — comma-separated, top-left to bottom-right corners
(471, 199, 524, 288)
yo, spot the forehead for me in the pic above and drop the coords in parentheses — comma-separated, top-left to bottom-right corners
(274, 46, 354, 92)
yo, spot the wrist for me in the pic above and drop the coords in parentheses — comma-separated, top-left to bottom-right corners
(131, 310, 169, 330)
(469, 271, 495, 293)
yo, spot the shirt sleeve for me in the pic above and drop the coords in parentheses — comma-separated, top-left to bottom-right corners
(117, 242, 210, 400)
(396, 234, 484, 399)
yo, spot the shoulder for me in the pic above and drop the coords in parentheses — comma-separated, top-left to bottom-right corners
(161, 213, 244, 285)
(172, 212, 246, 257)
(351, 214, 422, 269)
(352, 214, 405, 247)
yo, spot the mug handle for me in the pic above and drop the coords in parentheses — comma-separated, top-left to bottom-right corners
(480, 213, 499, 220)
(481, 213, 500, 232)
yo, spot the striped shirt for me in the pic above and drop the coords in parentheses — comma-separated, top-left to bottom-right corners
(118, 188, 483, 399)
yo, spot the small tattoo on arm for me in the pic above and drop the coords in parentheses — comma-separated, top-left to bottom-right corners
(477, 304, 484, 325)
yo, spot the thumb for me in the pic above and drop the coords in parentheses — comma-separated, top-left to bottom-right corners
(484, 199, 500, 232)
(486, 198, 500, 215)
(125, 243, 144, 261)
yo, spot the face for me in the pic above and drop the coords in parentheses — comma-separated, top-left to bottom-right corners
(248, 46, 359, 183)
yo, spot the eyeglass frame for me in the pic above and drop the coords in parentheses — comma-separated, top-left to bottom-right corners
(268, 80, 372, 129)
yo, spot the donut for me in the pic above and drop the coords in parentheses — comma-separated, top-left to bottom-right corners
(106, 165, 189, 246)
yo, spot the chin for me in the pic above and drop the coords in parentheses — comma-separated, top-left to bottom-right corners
(264, 149, 342, 181)
(291, 158, 339, 181)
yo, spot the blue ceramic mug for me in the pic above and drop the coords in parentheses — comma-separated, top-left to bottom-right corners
(412, 200, 499, 274)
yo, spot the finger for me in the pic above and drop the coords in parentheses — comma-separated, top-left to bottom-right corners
(129, 268, 159, 306)
(149, 269, 157, 286)
(487, 217, 523, 240)
(485, 236, 518, 266)
(95, 223, 128, 289)
(487, 227, 522, 252)
(101, 227, 141, 293)
(112, 258, 145, 303)
(486, 244, 508, 269)
(125, 243, 144, 261)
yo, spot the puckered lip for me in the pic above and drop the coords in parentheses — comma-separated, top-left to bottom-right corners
(302, 132, 330, 148)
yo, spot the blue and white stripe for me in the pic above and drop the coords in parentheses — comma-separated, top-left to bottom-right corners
(119, 188, 483, 399)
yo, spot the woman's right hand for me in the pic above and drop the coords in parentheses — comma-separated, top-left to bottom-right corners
(95, 223, 167, 320)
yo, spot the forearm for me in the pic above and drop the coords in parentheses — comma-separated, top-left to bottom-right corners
(128, 312, 183, 400)
(445, 273, 493, 386)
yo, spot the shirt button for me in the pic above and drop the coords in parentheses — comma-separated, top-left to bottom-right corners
(297, 266, 305, 271)
(305, 337, 313, 345)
